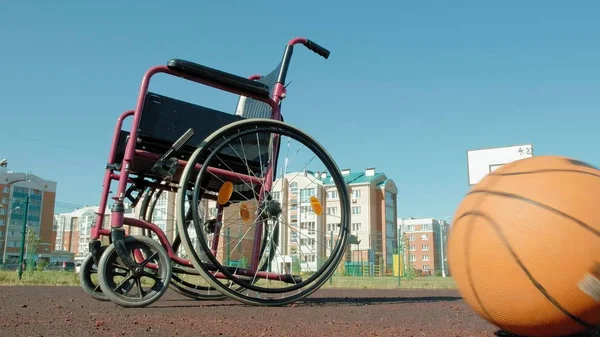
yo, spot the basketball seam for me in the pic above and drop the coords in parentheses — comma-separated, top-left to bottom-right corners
(456, 190, 499, 326)
(455, 210, 594, 329)
(467, 190, 600, 238)
(489, 168, 600, 179)
(463, 214, 497, 325)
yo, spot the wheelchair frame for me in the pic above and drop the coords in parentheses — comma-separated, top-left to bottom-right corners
(87, 37, 333, 301)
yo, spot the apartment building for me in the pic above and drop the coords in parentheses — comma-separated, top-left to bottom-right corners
(267, 167, 398, 276)
(50, 186, 180, 262)
(89, 167, 399, 277)
(54, 203, 138, 261)
(397, 217, 450, 276)
(147, 191, 177, 240)
(0, 164, 57, 264)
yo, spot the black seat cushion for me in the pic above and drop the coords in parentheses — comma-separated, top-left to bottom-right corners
(167, 59, 271, 98)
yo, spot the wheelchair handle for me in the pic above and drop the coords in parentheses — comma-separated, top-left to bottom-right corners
(277, 37, 331, 85)
(303, 39, 330, 59)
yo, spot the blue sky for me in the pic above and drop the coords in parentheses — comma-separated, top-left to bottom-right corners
(1, 1, 598, 220)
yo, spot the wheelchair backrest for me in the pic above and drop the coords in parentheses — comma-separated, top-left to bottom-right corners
(234, 63, 282, 120)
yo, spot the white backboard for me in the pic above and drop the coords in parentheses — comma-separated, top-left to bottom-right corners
(467, 144, 533, 185)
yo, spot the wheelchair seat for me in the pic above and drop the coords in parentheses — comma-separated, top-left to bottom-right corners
(114, 61, 284, 202)
(113, 92, 271, 201)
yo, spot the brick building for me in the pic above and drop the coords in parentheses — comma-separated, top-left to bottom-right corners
(0, 164, 57, 264)
(398, 217, 450, 277)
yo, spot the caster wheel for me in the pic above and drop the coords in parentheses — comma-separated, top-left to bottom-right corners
(80, 247, 135, 301)
(79, 248, 108, 301)
(97, 235, 172, 308)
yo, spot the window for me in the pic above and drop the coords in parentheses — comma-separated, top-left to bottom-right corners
(327, 191, 338, 199)
(385, 191, 394, 206)
(409, 245, 416, 251)
(300, 206, 315, 220)
(300, 206, 310, 214)
(423, 264, 430, 270)
(422, 244, 429, 251)
(290, 232, 298, 243)
(351, 206, 361, 215)
(327, 207, 337, 216)
(327, 223, 338, 232)
(409, 255, 416, 262)
(408, 235, 415, 241)
(300, 188, 315, 202)
(386, 204, 395, 221)
(289, 182, 298, 195)
(352, 190, 361, 198)
(407, 225, 414, 231)
(307, 222, 315, 235)
(351, 222, 361, 231)
(421, 234, 429, 240)
(156, 193, 167, 207)
(421, 224, 429, 230)
(1, 197, 6, 204)
(271, 191, 281, 202)
(0, 208, 5, 215)
(2, 187, 8, 193)
(301, 221, 315, 235)
(422, 255, 429, 261)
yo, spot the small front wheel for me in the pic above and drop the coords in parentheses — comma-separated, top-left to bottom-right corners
(97, 235, 172, 308)
(79, 248, 108, 301)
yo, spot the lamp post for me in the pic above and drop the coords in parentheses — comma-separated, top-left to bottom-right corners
(17, 194, 30, 280)
(329, 230, 333, 285)
(440, 216, 450, 278)
(397, 223, 401, 285)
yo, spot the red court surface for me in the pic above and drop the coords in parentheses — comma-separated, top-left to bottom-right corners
(0, 286, 598, 337)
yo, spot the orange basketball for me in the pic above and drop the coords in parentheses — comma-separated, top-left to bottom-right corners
(448, 155, 600, 337)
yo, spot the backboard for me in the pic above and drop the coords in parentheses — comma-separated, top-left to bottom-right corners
(467, 144, 533, 185)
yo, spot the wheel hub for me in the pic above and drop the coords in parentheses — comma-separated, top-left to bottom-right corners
(262, 199, 282, 219)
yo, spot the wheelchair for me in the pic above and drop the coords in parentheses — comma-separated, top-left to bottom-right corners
(81, 37, 351, 307)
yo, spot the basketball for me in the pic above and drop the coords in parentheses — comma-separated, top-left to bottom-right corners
(448, 155, 600, 337)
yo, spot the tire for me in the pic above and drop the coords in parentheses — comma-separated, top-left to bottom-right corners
(97, 235, 172, 308)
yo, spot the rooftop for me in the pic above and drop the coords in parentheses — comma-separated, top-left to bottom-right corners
(319, 168, 385, 185)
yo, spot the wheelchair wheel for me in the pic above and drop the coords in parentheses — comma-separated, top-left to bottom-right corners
(138, 187, 227, 300)
(80, 247, 135, 301)
(176, 118, 350, 306)
(97, 235, 172, 308)
(79, 248, 109, 301)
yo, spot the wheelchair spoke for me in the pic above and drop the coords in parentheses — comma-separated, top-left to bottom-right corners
(114, 274, 134, 293)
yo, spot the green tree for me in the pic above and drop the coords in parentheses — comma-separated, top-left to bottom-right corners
(25, 228, 40, 272)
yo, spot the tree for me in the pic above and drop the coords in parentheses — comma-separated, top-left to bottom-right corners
(25, 228, 40, 272)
